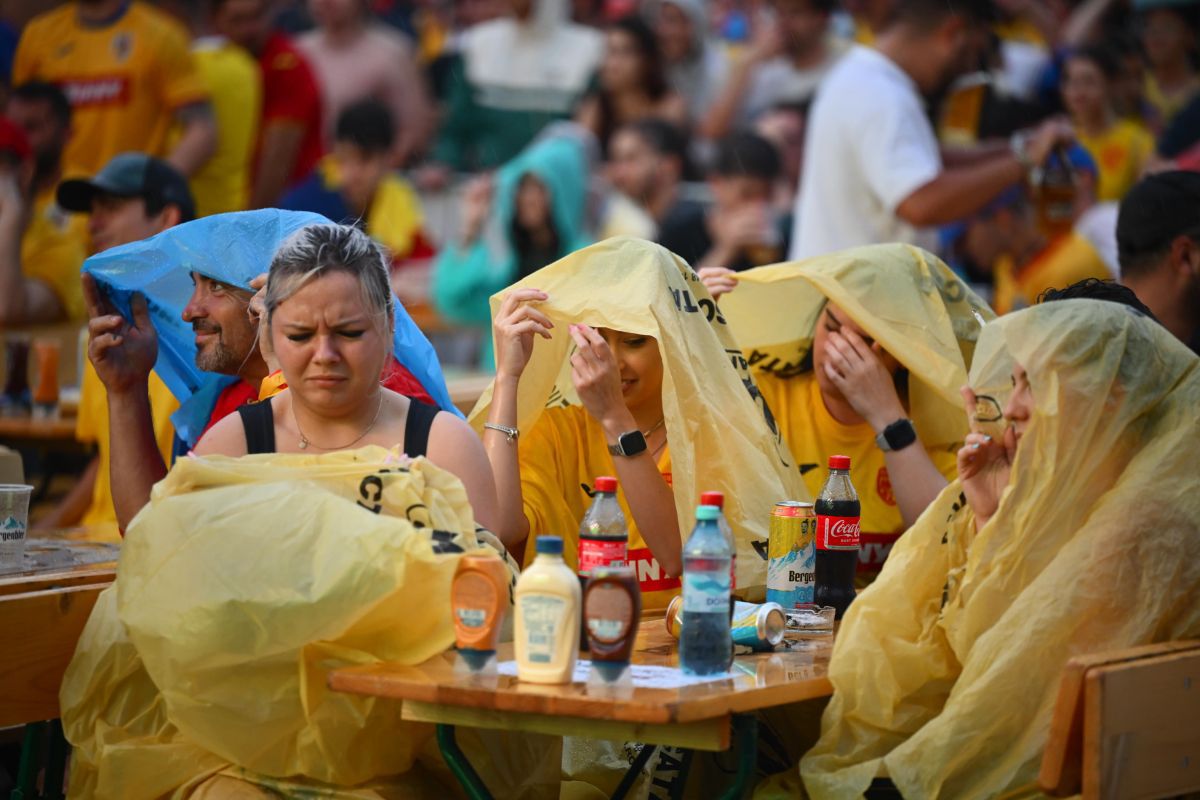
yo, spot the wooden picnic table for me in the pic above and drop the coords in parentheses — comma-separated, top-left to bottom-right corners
(0, 415, 78, 444)
(331, 614, 834, 799)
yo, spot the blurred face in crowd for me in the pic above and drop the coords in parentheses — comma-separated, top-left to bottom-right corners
(1112, 50, 1146, 118)
(1003, 362, 1033, 445)
(656, 2, 694, 64)
(213, 0, 268, 54)
(1062, 57, 1110, 123)
(1141, 9, 1196, 70)
(5, 96, 67, 179)
(309, 0, 366, 30)
(515, 174, 553, 235)
(927, 15, 991, 97)
(755, 108, 806, 192)
(608, 128, 672, 204)
(182, 274, 257, 375)
(88, 194, 176, 254)
(598, 328, 664, 412)
(271, 271, 390, 417)
(708, 173, 773, 215)
(776, 0, 831, 57)
(602, 28, 647, 93)
(813, 303, 901, 405)
(333, 142, 389, 215)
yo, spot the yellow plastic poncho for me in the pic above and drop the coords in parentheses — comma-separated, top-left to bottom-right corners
(800, 300, 1200, 798)
(718, 243, 995, 451)
(467, 236, 806, 597)
(60, 448, 550, 800)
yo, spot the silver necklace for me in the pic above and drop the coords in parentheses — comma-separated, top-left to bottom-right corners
(296, 393, 385, 450)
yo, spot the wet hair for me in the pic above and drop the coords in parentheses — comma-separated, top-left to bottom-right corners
(1037, 278, 1159, 321)
(1066, 44, 1121, 81)
(888, 0, 996, 30)
(10, 82, 71, 129)
(266, 224, 394, 349)
(711, 132, 782, 180)
(1117, 171, 1200, 278)
(335, 99, 395, 156)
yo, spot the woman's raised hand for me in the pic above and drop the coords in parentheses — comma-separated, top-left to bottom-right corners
(698, 267, 738, 301)
(957, 385, 1016, 529)
(494, 288, 553, 382)
(569, 324, 629, 431)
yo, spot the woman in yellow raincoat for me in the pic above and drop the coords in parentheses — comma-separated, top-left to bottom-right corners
(473, 236, 804, 610)
(799, 298, 1200, 798)
(703, 244, 994, 583)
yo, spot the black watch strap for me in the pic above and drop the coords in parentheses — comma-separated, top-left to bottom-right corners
(876, 418, 917, 452)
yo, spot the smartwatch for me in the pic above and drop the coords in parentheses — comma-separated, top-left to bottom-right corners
(875, 418, 917, 452)
(607, 430, 648, 457)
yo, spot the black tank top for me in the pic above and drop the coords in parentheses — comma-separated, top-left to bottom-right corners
(236, 398, 441, 457)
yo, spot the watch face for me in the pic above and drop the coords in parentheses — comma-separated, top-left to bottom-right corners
(618, 430, 647, 456)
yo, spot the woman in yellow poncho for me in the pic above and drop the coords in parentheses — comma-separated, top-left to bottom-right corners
(800, 298, 1200, 798)
(704, 244, 995, 583)
(473, 236, 804, 610)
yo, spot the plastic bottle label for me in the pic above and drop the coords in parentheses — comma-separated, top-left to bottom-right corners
(517, 594, 567, 664)
(456, 608, 486, 629)
(579, 538, 627, 574)
(682, 570, 731, 613)
(816, 515, 861, 550)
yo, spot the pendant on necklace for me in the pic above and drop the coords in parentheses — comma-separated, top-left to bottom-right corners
(299, 437, 309, 450)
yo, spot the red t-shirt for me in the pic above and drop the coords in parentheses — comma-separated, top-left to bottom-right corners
(201, 379, 260, 438)
(258, 32, 324, 187)
(381, 358, 436, 406)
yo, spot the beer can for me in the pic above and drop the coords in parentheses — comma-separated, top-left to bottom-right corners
(766, 500, 816, 610)
(664, 597, 784, 651)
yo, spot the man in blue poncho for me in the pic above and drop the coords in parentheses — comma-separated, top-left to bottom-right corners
(80, 208, 456, 530)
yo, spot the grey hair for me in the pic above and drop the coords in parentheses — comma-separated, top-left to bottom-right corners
(265, 224, 394, 344)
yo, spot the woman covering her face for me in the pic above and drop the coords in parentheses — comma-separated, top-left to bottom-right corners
(800, 299, 1200, 798)
(478, 236, 804, 609)
(196, 224, 504, 541)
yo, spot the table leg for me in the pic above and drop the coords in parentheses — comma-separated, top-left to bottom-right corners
(13, 721, 45, 800)
(611, 743, 658, 800)
(42, 719, 68, 800)
(435, 724, 493, 800)
(717, 714, 759, 800)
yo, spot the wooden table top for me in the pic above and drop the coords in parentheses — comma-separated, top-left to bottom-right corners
(0, 415, 78, 442)
(330, 616, 834, 727)
(0, 528, 118, 594)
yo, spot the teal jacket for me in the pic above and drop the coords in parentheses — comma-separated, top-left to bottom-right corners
(433, 134, 592, 368)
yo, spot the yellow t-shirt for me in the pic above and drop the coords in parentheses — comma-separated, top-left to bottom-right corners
(1076, 119, 1154, 202)
(992, 231, 1112, 315)
(757, 371, 959, 582)
(1144, 73, 1200, 131)
(519, 405, 679, 610)
(13, 2, 209, 177)
(21, 188, 89, 320)
(179, 37, 261, 216)
(76, 360, 179, 527)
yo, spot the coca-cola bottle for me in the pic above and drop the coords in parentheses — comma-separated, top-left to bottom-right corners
(814, 455, 860, 619)
(578, 476, 628, 649)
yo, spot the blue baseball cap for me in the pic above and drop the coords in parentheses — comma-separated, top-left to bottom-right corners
(57, 152, 196, 222)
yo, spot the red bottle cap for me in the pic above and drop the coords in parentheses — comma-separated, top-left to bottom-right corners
(828, 455, 851, 470)
(699, 491, 725, 509)
(594, 476, 618, 493)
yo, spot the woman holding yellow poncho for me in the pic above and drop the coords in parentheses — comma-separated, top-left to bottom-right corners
(704, 244, 994, 583)
(799, 299, 1200, 798)
(473, 236, 804, 609)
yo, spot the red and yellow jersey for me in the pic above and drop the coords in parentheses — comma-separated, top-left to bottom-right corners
(13, 2, 209, 177)
(992, 231, 1112, 315)
(758, 371, 959, 583)
(21, 188, 89, 320)
(519, 405, 679, 610)
(1076, 119, 1154, 203)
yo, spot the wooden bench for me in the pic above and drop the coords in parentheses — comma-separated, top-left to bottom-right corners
(1040, 640, 1200, 800)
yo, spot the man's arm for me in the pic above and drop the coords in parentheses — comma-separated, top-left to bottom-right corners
(0, 175, 67, 325)
(167, 102, 218, 177)
(81, 275, 168, 530)
(250, 121, 306, 208)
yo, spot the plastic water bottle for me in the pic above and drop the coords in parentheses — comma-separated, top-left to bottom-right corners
(578, 476, 628, 649)
(700, 491, 736, 592)
(679, 504, 732, 675)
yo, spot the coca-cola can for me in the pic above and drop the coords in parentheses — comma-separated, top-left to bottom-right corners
(766, 500, 816, 610)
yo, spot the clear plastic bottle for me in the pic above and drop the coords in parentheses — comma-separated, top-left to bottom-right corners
(814, 455, 861, 620)
(578, 476, 628, 649)
(700, 491, 737, 592)
(679, 504, 733, 675)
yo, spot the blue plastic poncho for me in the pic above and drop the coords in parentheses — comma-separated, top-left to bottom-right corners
(83, 209, 460, 448)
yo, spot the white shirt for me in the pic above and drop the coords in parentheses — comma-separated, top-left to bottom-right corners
(789, 45, 941, 260)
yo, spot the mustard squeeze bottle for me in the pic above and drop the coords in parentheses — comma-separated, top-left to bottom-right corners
(514, 536, 580, 684)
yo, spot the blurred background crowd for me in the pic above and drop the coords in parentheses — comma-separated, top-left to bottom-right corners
(0, 0, 1198, 368)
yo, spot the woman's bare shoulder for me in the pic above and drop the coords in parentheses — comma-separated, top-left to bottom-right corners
(192, 404, 251, 457)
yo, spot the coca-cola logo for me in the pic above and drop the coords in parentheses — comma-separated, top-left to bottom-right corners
(828, 519, 860, 537)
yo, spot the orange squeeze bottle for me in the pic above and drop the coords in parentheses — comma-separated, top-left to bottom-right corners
(451, 552, 510, 671)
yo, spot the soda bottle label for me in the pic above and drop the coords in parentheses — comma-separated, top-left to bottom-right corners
(578, 538, 627, 575)
(816, 515, 860, 550)
(682, 569, 731, 613)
